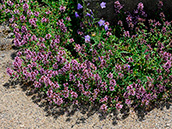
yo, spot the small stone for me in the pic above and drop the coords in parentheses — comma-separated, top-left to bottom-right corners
(0, 26, 5, 33)
(7, 33, 14, 38)
(1, 54, 5, 58)
(166, 123, 171, 127)
(5, 26, 10, 31)
(20, 124, 25, 128)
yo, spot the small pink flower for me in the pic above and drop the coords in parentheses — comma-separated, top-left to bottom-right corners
(29, 18, 36, 26)
(137, 2, 144, 10)
(85, 83, 90, 90)
(116, 103, 123, 110)
(123, 92, 129, 98)
(107, 72, 113, 79)
(34, 81, 41, 88)
(7, 0, 14, 6)
(83, 91, 91, 96)
(114, 1, 123, 13)
(126, 15, 132, 23)
(20, 15, 26, 22)
(115, 64, 122, 71)
(9, 18, 14, 23)
(71, 91, 78, 98)
(127, 85, 133, 90)
(17, 51, 22, 56)
(59, 5, 66, 12)
(53, 63, 58, 69)
(14, 38, 21, 47)
(21, 26, 27, 33)
(110, 79, 116, 86)
(66, 16, 71, 21)
(34, 11, 39, 17)
(163, 60, 171, 69)
(125, 99, 131, 105)
(39, 37, 45, 42)
(100, 104, 108, 111)
(27, 9, 33, 16)
(124, 31, 130, 37)
(160, 12, 165, 18)
(41, 17, 48, 23)
(73, 100, 78, 105)
(109, 86, 114, 91)
(23, 3, 29, 12)
(106, 31, 112, 36)
(45, 10, 51, 14)
(129, 89, 136, 96)
(6, 68, 14, 76)
(158, 1, 163, 8)
(118, 72, 124, 78)
(118, 20, 123, 26)
(74, 44, 81, 52)
(69, 38, 74, 43)
(31, 35, 37, 41)
(45, 34, 51, 39)
(14, 9, 20, 14)
(140, 86, 146, 94)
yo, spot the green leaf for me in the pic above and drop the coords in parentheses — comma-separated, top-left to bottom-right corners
(120, 57, 126, 63)
(120, 51, 130, 54)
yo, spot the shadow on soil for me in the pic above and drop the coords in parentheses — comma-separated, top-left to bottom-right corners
(3, 76, 172, 127)
(2, 49, 172, 128)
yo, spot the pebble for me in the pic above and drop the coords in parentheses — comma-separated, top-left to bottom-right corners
(166, 123, 171, 127)
(7, 32, 14, 38)
(5, 26, 10, 31)
(20, 124, 25, 128)
(0, 26, 5, 32)
(0, 54, 5, 58)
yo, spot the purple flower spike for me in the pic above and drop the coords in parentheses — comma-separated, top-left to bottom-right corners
(75, 12, 79, 18)
(98, 57, 101, 61)
(85, 35, 90, 43)
(86, 12, 91, 17)
(90, 9, 93, 15)
(100, 2, 106, 9)
(98, 19, 105, 26)
(104, 25, 108, 31)
(77, 3, 83, 10)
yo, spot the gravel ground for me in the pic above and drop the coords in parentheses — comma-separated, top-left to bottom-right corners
(0, 24, 172, 129)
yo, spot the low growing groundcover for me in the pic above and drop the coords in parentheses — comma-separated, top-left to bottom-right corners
(0, 0, 172, 113)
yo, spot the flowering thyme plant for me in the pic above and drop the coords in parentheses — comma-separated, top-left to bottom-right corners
(1, 0, 172, 113)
